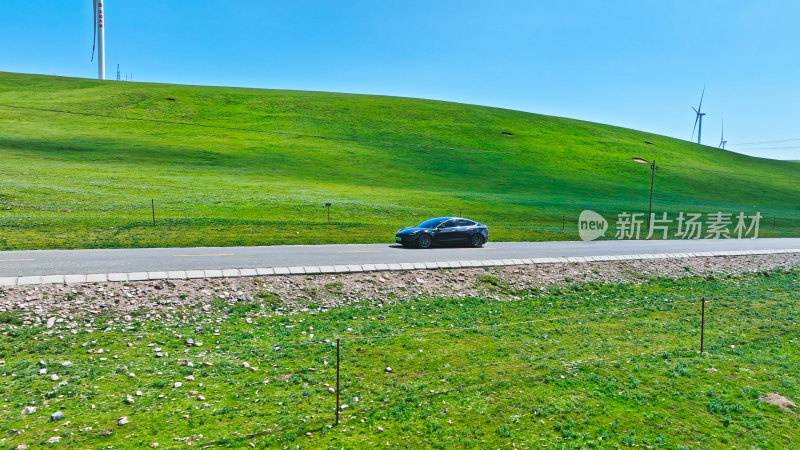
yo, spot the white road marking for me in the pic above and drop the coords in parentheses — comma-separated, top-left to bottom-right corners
(173, 253, 235, 257)
(0, 258, 35, 262)
(336, 250, 383, 254)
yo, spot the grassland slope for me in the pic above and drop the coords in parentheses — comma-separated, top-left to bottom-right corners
(0, 72, 797, 249)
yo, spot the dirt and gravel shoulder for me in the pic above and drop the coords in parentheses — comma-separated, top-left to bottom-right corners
(1, 253, 798, 325)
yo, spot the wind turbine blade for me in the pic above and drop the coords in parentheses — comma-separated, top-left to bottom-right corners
(692, 107, 698, 114)
(91, 0, 97, 62)
(692, 115, 699, 140)
(698, 86, 705, 112)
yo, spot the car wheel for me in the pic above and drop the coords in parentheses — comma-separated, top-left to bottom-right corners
(417, 234, 433, 249)
(469, 233, 484, 248)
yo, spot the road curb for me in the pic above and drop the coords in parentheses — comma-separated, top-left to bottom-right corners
(0, 248, 798, 287)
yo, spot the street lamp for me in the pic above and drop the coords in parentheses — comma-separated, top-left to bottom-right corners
(632, 158, 658, 226)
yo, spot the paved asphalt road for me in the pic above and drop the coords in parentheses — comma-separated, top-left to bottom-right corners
(0, 238, 798, 277)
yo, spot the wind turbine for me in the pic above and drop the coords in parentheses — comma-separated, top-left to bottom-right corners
(718, 118, 727, 149)
(691, 87, 706, 145)
(91, 0, 105, 80)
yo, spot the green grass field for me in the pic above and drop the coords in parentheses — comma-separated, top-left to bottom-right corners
(0, 71, 797, 250)
(1, 269, 799, 448)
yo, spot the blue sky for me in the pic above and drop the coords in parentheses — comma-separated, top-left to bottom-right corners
(1, 0, 799, 160)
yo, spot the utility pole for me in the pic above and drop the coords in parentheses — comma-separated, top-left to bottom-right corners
(648, 159, 656, 227)
(632, 157, 658, 228)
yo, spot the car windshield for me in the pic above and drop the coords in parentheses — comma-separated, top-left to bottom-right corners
(417, 218, 448, 228)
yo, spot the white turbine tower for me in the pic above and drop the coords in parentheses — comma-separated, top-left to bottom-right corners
(91, 0, 106, 80)
(718, 119, 727, 150)
(691, 87, 706, 145)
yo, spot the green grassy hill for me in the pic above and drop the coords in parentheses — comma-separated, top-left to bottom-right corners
(0, 72, 797, 249)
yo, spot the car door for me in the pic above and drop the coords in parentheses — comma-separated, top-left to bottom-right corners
(454, 219, 476, 244)
(433, 219, 459, 244)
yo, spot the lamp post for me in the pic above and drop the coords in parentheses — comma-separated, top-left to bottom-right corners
(632, 158, 657, 227)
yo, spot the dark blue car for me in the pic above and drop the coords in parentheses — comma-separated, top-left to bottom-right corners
(395, 217, 489, 249)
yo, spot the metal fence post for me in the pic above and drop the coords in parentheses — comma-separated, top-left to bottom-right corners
(336, 338, 341, 426)
(700, 298, 706, 353)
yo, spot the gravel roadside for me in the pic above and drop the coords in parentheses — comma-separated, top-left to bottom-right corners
(1, 253, 798, 325)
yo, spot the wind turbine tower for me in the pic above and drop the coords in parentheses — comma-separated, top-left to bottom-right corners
(718, 119, 727, 150)
(691, 88, 706, 145)
(91, 0, 106, 80)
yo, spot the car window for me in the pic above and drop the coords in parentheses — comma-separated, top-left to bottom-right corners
(456, 219, 475, 226)
(439, 219, 456, 228)
(418, 218, 447, 228)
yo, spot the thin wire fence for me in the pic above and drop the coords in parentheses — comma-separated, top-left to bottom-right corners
(336, 301, 685, 341)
